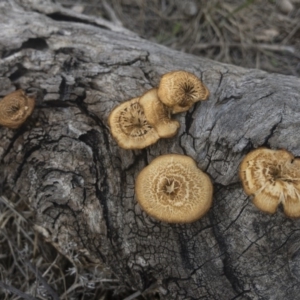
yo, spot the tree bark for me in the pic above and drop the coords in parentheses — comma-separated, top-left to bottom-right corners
(1, 0, 300, 299)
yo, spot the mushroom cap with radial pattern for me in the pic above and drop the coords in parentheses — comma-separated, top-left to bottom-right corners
(139, 88, 180, 138)
(239, 148, 300, 217)
(0, 89, 35, 129)
(157, 70, 209, 114)
(135, 154, 213, 223)
(108, 97, 160, 149)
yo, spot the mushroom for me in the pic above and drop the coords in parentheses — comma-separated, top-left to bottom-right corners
(239, 148, 300, 217)
(139, 88, 180, 138)
(108, 97, 160, 149)
(0, 89, 35, 129)
(157, 70, 209, 114)
(135, 154, 213, 223)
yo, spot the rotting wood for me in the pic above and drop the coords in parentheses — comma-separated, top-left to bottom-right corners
(1, 0, 300, 299)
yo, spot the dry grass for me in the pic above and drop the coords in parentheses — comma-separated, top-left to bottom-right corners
(64, 0, 300, 76)
(1, 0, 300, 299)
(0, 194, 157, 299)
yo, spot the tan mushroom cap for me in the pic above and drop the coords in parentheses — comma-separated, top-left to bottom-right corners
(135, 154, 213, 223)
(239, 148, 300, 217)
(139, 88, 180, 138)
(157, 70, 209, 114)
(0, 89, 35, 129)
(108, 97, 160, 149)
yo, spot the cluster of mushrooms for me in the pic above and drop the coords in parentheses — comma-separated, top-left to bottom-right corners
(107, 70, 300, 222)
(108, 71, 209, 149)
(1, 71, 300, 223)
(108, 70, 212, 223)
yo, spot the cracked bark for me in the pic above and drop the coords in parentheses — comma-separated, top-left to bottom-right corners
(1, 0, 300, 299)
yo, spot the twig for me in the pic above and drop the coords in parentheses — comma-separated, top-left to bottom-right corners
(60, 266, 79, 299)
(24, 260, 60, 300)
(282, 22, 300, 44)
(31, 0, 137, 36)
(102, 0, 123, 26)
(122, 290, 142, 300)
(0, 196, 27, 223)
(203, 10, 227, 61)
(221, 0, 256, 22)
(1, 229, 61, 300)
(256, 51, 261, 70)
(191, 42, 297, 54)
(0, 280, 38, 300)
(6, 238, 28, 278)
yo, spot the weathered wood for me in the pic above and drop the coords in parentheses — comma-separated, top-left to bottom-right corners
(1, 0, 300, 299)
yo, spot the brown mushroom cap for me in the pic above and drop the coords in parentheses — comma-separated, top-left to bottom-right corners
(239, 148, 300, 217)
(157, 70, 209, 114)
(108, 97, 160, 149)
(0, 89, 35, 129)
(135, 154, 213, 223)
(139, 88, 180, 138)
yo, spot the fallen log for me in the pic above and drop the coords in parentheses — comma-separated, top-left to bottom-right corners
(1, 0, 300, 299)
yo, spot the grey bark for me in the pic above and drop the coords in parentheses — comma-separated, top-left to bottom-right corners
(1, 0, 300, 299)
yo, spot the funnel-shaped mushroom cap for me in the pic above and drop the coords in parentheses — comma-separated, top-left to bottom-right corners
(135, 154, 213, 223)
(157, 70, 209, 114)
(0, 89, 35, 129)
(139, 88, 180, 138)
(108, 97, 160, 149)
(239, 148, 300, 217)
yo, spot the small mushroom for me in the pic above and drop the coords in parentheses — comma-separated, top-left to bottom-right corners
(139, 88, 180, 138)
(135, 154, 213, 223)
(108, 97, 160, 149)
(157, 70, 209, 114)
(0, 89, 35, 129)
(239, 148, 300, 217)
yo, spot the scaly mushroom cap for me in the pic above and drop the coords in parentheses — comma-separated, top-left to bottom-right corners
(108, 97, 160, 149)
(135, 154, 213, 223)
(139, 88, 180, 138)
(0, 89, 35, 129)
(157, 70, 209, 114)
(239, 148, 300, 217)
